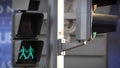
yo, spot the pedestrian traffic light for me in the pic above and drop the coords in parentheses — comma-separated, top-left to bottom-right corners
(12, 0, 44, 67)
(16, 41, 43, 65)
(12, 12, 44, 67)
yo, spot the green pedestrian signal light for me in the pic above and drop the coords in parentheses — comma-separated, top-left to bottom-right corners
(27, 46, 34, 60)
(19, 46, 27, 60)
(16, 41, 43, 66)
(19, 46, 34, 60)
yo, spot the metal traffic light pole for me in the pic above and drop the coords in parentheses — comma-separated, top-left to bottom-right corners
(47, 0, 65, 68)
(47, 0, 58, 68)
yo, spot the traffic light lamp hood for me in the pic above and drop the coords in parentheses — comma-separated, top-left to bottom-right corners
(92, 0, 118, 34)
(92, 13, 118, 34)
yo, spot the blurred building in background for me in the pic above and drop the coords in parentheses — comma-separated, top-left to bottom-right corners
(0, 0, 13, 68)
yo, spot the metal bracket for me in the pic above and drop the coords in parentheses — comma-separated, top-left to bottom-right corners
(57, 40, 86, 54)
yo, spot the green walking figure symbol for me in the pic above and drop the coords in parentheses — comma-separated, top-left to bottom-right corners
(19, 46, 27, 60)
(27, 46, 34, 59)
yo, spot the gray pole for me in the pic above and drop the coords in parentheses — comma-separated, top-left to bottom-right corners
(47, 0, 58, 68)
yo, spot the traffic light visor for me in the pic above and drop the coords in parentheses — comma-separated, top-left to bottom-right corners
(13, 12, 44, 38)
